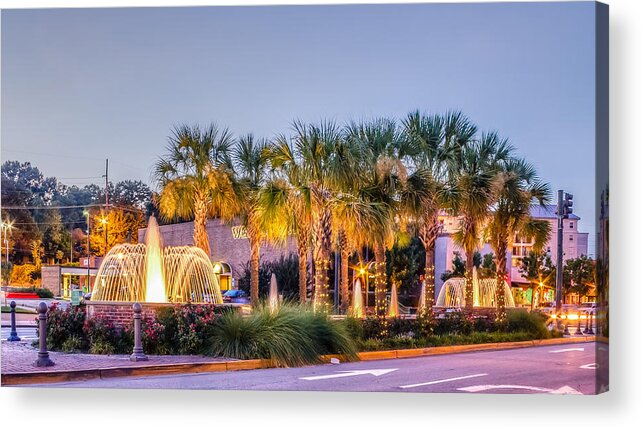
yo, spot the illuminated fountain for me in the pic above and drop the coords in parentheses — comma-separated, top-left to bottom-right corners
(92, 216, 223, 304)
(436, 267, 515, 308)
(351, 278, 364, 318)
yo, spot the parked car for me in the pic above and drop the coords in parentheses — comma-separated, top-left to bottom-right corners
(222, 289, 249, 303)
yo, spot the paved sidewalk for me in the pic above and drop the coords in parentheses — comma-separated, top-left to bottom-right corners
(1, 340, 230, 374)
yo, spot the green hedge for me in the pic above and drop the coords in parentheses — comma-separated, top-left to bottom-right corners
(38, 303, 560, 363)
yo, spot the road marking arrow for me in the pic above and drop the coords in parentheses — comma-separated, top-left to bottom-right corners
(300, 369, 397, 381)
(400, 373, 488, 389)
(458, 384, 582, 395)
(549, 347, 584, 353)
(580, 363, 597, 370)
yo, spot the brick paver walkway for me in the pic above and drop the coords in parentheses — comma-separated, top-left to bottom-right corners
(1, 340, 231, 374)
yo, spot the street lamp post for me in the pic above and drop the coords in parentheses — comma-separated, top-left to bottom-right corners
(100, 217, 108, 256)
(1, 220, 13, 306)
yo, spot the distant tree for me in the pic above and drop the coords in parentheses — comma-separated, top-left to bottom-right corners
(519, 251, 555, 310)
(113, 180, 152, 210)
(478, 252, 497, 279)
(386, 236, 425, 295)
(563, 255, 596, 303)
(441, 251, 466, 282)
(89, 208, 146, 256)
(1, 161, 59, 205)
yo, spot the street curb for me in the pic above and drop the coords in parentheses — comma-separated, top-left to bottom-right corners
(1, 336, 596, 386)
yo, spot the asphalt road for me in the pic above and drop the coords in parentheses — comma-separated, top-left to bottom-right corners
(25, 342, 601, 394)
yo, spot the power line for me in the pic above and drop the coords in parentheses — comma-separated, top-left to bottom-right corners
(1, 203, 144, 213)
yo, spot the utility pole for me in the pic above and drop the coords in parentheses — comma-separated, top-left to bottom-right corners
(83, 210, 91, 294)
(103, 159, 109, 255)
(555, 190, 573, 315)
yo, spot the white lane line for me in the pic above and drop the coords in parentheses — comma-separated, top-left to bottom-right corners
(399, 373, 488, 389)
(300, 369, 398, 381)
(458, 384, 582, 394)
(549, 347, 584, 353)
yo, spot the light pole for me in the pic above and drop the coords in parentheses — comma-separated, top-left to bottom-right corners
(100, 216, 108, 256)
(555, 190, 573, 317)
(1, 220, 14, 305)
(83, 210, 91, 294)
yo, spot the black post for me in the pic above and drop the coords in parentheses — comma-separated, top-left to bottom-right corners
(7, 300, 20, 342)
(574, 311, 584, 335)
(555, 190, 564, 315)
(34, 302, 54, 367)
(130, 303, 148, 362)
(563, 311, 570, 335)
(586, 311, 595, 335)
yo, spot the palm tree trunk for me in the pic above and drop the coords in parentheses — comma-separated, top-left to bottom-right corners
(424, 246, 435, 317)
(193, 196, 210, 256)
(297, 238, 308, 304)
(495, 242, 508, 323)
(374, 244, 387, 319)
(338, 229, 350, 313)
(313, 207, 332, 309)
(250, 236, 260, 306)
(465, 251, 475, 311)
(419, 219, 439, 319)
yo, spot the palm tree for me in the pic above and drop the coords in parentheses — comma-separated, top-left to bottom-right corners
(154, 123, 237, 256)
(233, 134, 271, 305)
(450, 132, 512, 311)
(280, 120, 351, 309)
(400, 111, 476, 319)
(346, 118, 403, 319)
(486, 157, 551, 322)
(261, 138, 313, 304)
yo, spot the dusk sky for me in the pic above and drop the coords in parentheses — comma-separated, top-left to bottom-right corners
(1, 2, 597, 253)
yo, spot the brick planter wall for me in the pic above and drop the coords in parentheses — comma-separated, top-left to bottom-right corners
(83, 301, 235, 328)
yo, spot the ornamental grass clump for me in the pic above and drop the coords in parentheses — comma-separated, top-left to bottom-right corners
(204, 303, 357, 366)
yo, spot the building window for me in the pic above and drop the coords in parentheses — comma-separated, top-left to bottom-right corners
(569, 222, 574, 229)
(569, 235, 574, 241)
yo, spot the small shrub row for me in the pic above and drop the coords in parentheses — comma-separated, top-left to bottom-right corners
(344, 309, 555, 343)
(39, 303, 557, 362)
(8, 286, 53, 298)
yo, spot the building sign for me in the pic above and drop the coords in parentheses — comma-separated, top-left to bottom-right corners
(231, 226, 248, 239)
(71, 289, 82, 306)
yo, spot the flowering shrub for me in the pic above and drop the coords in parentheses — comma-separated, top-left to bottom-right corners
(153, 304, 226, 355)
(43, 303, 87, 351)
(83, 315, 130, 354)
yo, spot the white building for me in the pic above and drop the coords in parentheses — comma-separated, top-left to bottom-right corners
(434, 205, 589, 305)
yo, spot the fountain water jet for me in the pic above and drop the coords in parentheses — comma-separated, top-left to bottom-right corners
(351, 278, 364, 318)
(92, 216, 223, 304)
(436, 270, 515, 308)
(388, 283, 399, 317)
(417, 280, 427, 313)
(269, 273, 279, 312)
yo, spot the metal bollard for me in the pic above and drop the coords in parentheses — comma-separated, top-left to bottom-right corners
(130, 303, 148, 362)
(574, 312, 584, 335)
(563, 311, 570, 335)
(34, 302, 54, 367)
(586, 311, 595, 335)
(7, 301, 21, 342)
